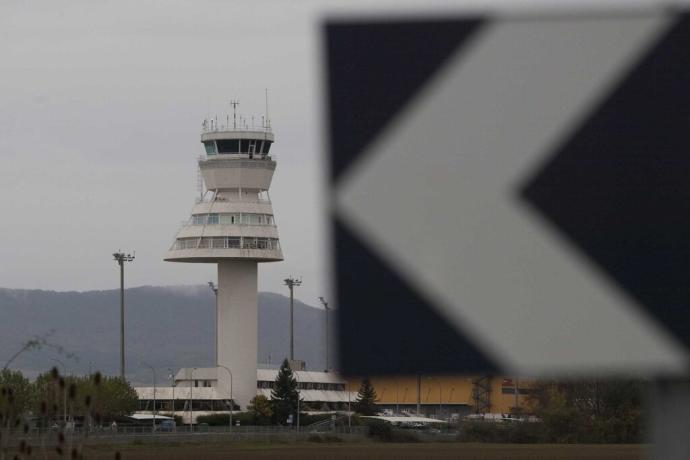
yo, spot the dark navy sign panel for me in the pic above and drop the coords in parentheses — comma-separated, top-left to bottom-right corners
(326, 19, 483, 185)
(522, 14, 690, 350)
(326, 19, 497, 376)
(326, 12, 690, 376)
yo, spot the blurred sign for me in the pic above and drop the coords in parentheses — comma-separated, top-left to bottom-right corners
(325, 10, 690, 376)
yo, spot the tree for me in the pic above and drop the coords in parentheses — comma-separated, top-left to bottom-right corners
(247, 395, 273, 425)
(528, 378, 645, 443)
(270, 359, 299, 424)
(353, 378, 378, 416)
(0, 370, 34, 423)
(33, 371, 138, 423)
(91, 375, 139, 419)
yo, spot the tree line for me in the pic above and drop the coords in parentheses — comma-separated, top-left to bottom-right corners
(0, 367, 138, 427)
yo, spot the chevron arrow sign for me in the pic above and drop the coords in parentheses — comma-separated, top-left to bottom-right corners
(325, 9, 690, 376)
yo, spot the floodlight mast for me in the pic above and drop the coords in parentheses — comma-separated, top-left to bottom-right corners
(284, 277, 302, 362)
(318, 296, 330, 372)
(113, 250, 135, 380)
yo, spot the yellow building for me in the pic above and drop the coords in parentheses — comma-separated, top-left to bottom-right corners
(345, 375, 533, 418)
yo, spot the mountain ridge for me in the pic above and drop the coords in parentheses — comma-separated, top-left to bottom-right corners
(0, 286, 334, 384)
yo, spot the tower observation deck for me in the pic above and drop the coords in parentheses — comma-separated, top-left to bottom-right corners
(165, 105, 283, 410)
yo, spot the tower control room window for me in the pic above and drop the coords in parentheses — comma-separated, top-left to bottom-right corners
(204, 141, 217, 155)
(216, 139, 239, 154)
(262, 142, 272, 154)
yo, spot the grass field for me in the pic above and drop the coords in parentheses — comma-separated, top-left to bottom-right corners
(52, 442, 647, 460)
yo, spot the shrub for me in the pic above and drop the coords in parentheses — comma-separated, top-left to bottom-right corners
(196, 412, 253, 426)
(362, 419, 393, 441)
(457, 421, 503, 443)
(321, 434, 343, 443)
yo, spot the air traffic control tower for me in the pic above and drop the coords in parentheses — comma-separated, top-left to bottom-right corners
(165, 105, 283, 409)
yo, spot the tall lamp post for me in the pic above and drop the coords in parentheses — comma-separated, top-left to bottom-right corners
(142, 361, 157, 431)
(208, 281, 218, 366)
(218, 365, 234, 432)
(189, 367, 197, 431)
(344, 380, 352, 430)
(293, 371, 301, 433)
(283, 277, 302, 361)
(318, 297, 331, 372)
(113, 250, 135, 380)
(168, 368, 176, 430)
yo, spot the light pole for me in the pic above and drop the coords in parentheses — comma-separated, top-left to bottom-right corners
(416, 375, 421, 416)
(318, 297, 330, 372)
(283, 277, 302, 361)
(190, 367, 196, 431)
(402, 387, 409, 413)
(142, 361, 156, 432)
(345, 380, 351, 430)
(208, 281, 218, 366)
(51, 358, 67, 424)
(113, 250, 134, 380)
(293, 370, 301, 433)
(514, 377, 520, 416)
(168, 368, 176, 430)
(218, 365, 233, 432)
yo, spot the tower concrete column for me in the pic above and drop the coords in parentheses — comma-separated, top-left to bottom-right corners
(217, 260, 258, 410)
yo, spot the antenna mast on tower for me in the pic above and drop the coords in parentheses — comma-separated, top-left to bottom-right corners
(230, 99, 239, 129)
(265, 88, 270, 129)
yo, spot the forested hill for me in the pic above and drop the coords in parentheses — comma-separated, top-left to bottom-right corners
(0, 286, 333, 384)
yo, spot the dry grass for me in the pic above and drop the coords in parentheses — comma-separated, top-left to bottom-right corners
(49, 442, 647, 460)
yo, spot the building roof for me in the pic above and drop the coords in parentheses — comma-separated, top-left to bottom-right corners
(174, 367, 350, 385)
(257, 369, 347, 384)
(175, 367, 218, 381)
(364, 416, 447, 424)
(257, 389, 356, 403)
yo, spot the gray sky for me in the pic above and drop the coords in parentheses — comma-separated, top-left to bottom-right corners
(0, 0, 665, 304)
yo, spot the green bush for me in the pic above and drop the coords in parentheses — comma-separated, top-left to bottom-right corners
(321, 434, 343, 442)
(389, 430, 421, 443)
(362, 419, 393, 441)
(457, 420, 544, 444)
(306, 434, 343, 443)
(457, 421, 503, 443)
(361, 419, 419, 443)
(196, 412, 254, 426)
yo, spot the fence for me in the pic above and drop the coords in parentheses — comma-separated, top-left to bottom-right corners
(0, 425, 370, 448)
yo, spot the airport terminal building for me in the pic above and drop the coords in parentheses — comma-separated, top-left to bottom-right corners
(135, 368, 531, 423)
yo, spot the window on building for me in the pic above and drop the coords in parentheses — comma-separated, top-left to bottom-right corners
(204, 141, 217, 155)
(216, 139, 239, 153)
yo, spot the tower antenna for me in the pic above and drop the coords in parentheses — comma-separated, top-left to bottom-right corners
(265, 88, 270, 129)
(230, 99, 239, 129)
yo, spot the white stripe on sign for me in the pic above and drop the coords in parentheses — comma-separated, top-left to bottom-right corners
(336, 13, 687, 374)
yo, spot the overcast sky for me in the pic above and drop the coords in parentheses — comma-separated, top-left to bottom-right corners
(0, 0, 669, 304)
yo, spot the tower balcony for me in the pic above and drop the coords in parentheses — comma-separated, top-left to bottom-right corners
(164, 236, 283, 263)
